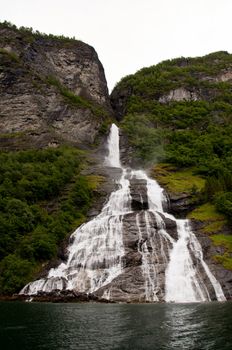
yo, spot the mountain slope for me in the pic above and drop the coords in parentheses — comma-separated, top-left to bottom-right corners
(0, 22, 112, 295)
(111, 51, 232, 278)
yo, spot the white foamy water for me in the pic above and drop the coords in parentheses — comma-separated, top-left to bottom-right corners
(165, 220, 226, 302)
(20, 124, 226, 303)
(104, 123, 121, 168)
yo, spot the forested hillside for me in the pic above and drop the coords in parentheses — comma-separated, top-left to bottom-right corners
(0, 147, 104, 294)
(111, 51, 232, 270)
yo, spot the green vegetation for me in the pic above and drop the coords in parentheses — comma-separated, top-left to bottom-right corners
(187, 202, 226, 234)
(46, 76, 107, 118)
(0, 20, 78, 42)
(0, 147, 102, 294)
(211, 234, 232, 251)
(182, 193, 231, 269)
(213, 254, 232, 270)
(187, 203, 225, 222)
(152, 164, 205, 195)
(0, 48, 20, 62)
(116, 51, 232, 222)
(202, 221, 227, 234)
(211, 235, 232, 270)
(0, 132, 25, 139)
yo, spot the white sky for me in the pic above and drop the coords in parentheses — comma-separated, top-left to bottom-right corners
(1, 0, 232, 91)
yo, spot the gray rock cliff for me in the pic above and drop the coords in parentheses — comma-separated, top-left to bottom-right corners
(0, 23, 112, 150)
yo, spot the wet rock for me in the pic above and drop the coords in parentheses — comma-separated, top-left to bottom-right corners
(190, 223, 232, 300)
(95, 266, 148, 302)
(158, 212, 176, 229)
(119, 131, 135, 167)
(130, 178, 149, 210)
(17, 289, 115, 303)
(168, 192, 194, 216)
(158, 212, 178, 240)
(123, 251, 142, 267)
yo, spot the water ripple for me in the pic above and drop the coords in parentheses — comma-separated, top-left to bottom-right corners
(0, 302, 232, 350)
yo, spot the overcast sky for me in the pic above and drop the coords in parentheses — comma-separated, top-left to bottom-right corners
(1, 0, 232, 91)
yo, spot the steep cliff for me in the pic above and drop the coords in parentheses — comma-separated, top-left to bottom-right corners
(0, 22, 113, 295)
(0, 22, 112, 150)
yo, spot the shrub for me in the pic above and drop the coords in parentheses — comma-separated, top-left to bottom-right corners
(0, 254, 34, 295)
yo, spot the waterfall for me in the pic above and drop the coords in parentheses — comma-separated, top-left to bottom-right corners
(104, 123, 121, 168)
(20, 124, 226, 303)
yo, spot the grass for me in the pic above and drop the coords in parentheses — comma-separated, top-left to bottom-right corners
(188, 204, 232, 270)
(187, 203, 227, 234)
(213, 254, 232, 270)
(187, 203, 225, 221)
(152, 163, 205, 194)
(213, 236, 232, 270)
(0, 48, 20, 62)
(211, 234, 232, 251)
(202, 220, 227, 233)
(153, 164, 227, 235)
(0, 132, 25, 139)
(153, 164, 227, 234)
(85, 175, 105, 190)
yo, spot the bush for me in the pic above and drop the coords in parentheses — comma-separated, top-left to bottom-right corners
(215, 192, 232, 220)
(0, 254, 34, 295)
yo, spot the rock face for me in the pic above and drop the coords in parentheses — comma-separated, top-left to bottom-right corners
(0, 23, 112, 149)
(130, 178, 149, 210)
(202, 70, 232, 83)
(94, 208, 177, 302)
(190, 221, 232, 300)
(110, 85, 132, 121)
(159, 87, 199, 103)
(166, 192, 195, 217)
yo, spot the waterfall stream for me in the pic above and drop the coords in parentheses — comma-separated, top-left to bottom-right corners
(20, 124, 226, 302)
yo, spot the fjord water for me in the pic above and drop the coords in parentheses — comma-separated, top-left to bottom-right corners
(21, 123, 225, 302)
(1, 301, 232, 350)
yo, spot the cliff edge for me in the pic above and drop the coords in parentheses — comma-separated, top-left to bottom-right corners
(0, 22, 112, 150)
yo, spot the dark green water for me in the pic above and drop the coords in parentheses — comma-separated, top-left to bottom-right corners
(0, 302, 232, 350)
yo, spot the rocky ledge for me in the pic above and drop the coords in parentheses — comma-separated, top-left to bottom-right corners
(1, 290, 114, 303)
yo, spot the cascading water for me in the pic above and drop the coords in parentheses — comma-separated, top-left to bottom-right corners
(104, 123, 121, 168)
(20, 123, 226, 303)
